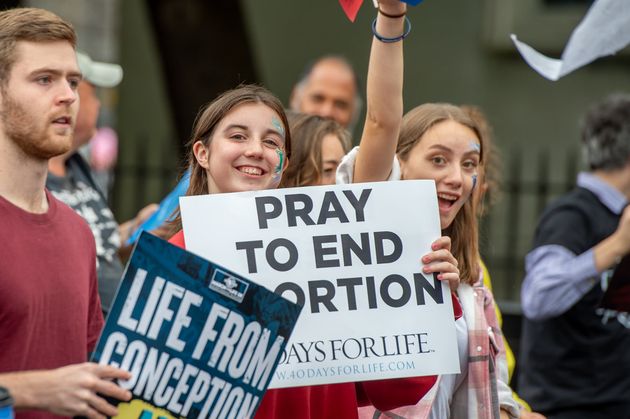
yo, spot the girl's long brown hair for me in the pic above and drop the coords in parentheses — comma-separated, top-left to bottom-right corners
(170, 85, 291, 234)
(461, 105, 501, 218)
(397, 103, 484, 286)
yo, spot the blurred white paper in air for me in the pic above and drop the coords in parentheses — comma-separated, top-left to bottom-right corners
(511, 0, 630, 81)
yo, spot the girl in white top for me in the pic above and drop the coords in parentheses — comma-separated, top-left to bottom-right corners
(338, 1, 520, 418)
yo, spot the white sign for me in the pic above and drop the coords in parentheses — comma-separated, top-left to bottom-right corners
(511, 0, 630, 81)
(181, 180, 459, 388)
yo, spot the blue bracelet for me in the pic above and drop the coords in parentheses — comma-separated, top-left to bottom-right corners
(371, 16, 411, 43)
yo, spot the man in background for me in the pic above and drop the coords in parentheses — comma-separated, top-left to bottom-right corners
(519, 94, 630, 418)
(290, 55, 361, 132)
(47, 51, 155, 315)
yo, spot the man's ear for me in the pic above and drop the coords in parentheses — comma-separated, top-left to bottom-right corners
(289, 85, 302, 112)
(192, 141, 210, 169)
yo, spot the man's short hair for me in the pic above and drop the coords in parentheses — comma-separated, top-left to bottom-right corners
(293, 55, 363, 129)
(581, 93, 630, 171)
(0, 8, 76, 84)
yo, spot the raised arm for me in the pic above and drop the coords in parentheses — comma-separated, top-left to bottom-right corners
(353, 0, 407, 183)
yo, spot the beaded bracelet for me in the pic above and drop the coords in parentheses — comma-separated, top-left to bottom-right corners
(378, 6, 406, 19)
(371, 16, 411, 43)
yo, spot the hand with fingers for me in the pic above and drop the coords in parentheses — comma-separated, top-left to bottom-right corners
(612, 205, 630, 254)
(594, 204, 630, 272)
(421, 236, 460, 292)
(4, 363, 132, 419)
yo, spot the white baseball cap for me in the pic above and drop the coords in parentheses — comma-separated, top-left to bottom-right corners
(76, 51, 123, 88)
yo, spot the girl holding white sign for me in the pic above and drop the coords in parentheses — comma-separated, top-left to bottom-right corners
(168, 82, 458, 416)
(336, 1, 520, 418)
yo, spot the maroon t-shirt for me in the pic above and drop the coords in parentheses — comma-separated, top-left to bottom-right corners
(0, 190, 104, 419)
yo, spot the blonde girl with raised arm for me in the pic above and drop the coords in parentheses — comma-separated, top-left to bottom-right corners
(337, 1, 520, 417)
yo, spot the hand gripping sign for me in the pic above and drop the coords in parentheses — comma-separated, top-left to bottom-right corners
(181, 181, 460, 388)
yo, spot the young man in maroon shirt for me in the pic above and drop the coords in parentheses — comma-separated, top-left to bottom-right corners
(0, 7, 131, 419)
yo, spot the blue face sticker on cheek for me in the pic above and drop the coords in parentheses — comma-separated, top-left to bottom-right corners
(271, 148, 284, 183)
(272, 117, 285, 138)
(472, 174, 477, 190)
(274, 148, 284, 174)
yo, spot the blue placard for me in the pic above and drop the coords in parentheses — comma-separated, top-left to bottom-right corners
(92, 232, 302, 419)
(126, 170, 191, 246)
